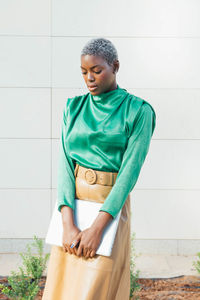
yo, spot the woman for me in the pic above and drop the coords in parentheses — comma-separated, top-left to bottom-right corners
(42, 37, 156, 300)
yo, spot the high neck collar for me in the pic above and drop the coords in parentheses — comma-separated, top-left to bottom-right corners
(91, 84, 126, 102)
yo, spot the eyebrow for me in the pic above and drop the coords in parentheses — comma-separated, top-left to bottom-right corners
(80, 64, 101, 70)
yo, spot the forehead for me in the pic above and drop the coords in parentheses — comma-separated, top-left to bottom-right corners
(81, 54, 109, 68)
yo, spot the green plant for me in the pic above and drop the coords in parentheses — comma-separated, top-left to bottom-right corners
(20, 235, 50, 281)
(0, 267, 39, 300)
(193, 252, 200, 274)
(130, 232, 141, 300)
(0, 235, 50, 300)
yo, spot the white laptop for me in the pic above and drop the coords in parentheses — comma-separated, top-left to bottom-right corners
(45, 199, 122, 257)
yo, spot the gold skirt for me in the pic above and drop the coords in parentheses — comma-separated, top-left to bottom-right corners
(42, 165, 131, 300)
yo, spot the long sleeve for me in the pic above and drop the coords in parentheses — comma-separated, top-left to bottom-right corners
(57, 100, 76, 213)
(99, 102, 156, 219)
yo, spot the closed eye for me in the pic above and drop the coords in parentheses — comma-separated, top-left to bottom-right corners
(81, 70, 102, 75)
(94, 70, 102, 74)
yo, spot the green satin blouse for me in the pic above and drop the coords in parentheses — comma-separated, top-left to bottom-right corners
(57, 85, 156, 219)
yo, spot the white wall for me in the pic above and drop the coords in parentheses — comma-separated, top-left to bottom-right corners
(0, 0, 200, 255)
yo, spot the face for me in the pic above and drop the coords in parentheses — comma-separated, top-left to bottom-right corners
(80, 54, 119, 95)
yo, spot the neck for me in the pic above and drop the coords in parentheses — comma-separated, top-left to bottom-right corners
(104, 82, 118, 94)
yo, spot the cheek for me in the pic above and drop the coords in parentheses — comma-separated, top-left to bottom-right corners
(98, 72, 112, 83)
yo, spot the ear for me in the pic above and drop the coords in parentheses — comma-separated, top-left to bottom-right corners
(112, 60, 120, 74)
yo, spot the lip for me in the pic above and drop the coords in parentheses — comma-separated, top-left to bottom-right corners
(88, 85, 98, 91)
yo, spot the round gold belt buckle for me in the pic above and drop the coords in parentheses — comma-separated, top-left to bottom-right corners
(85, 169, 97, 185)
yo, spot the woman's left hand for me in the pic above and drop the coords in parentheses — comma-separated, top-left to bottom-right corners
(72, 226, 103, 258)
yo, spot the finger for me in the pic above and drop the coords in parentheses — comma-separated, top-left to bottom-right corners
(63, 245, 69, 253)
(69, 245, 74, 255)
(66, 246, 70, 254)
(70, 240, 79, 255)
(62, 243, 68, 252)
(72, 237, 82, 255)
(64, 244, 72, 255)
(74, 241, 80, 256)
(62, 240, 66, 250)
(73, 246, 77, 256)
(69, 241, 76, 253)
(90, 250, 96, 258)
(71, 244, 78, 256)
(69, 240, 80, 255)
(70, 233, 81, 250)
(85, 249, 91, 259)
(83, 247, 88, 257)
(71, 247, 76, 256)
(76, 244, 83, 257)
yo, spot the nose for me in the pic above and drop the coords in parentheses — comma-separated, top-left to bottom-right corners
(87, 72, 95, 81)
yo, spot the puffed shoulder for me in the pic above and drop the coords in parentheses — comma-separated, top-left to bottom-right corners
(135, 100, 156, 136)
(64, 95, 78, 109)
(126, 94, 156, 137)
(63, 95, 81, 114)
(138, 101, 156, 119)
(64, 94, 88, 112)
(131, 94, 156, 119)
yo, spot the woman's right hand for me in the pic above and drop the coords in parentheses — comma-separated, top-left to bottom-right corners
(62, 225, 81, 255)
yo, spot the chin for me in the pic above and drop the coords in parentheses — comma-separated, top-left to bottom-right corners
(88, 89, 101, 95)
(90, 91, 99, 95)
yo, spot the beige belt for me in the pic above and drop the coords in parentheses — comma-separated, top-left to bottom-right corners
(74, 163, 118, 186)
(74, 163, 118, 203)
